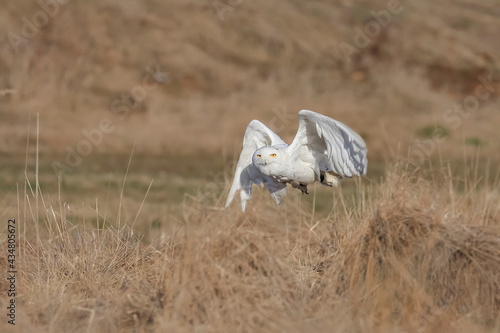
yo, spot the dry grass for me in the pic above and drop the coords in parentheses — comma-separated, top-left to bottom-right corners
(1, 0, 499, 162)
(1, 0, 500, 332)
(1, 161, 499, 332)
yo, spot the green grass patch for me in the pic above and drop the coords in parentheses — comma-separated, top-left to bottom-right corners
(416, 124, 450, 139)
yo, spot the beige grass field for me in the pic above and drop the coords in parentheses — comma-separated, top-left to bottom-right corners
(1, 0, 500, 332)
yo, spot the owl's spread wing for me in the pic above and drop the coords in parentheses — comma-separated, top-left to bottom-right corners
(289, 110, 367, 178)
(226, 120, 288, 211)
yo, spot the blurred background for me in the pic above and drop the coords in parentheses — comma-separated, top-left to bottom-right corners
(1, 0, 499, 219)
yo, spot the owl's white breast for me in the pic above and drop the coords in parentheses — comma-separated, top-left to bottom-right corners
(253, 146, 317, 185)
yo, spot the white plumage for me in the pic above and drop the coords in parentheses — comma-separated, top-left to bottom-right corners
(226, 109, 367, 211)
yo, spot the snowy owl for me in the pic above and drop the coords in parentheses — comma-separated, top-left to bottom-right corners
(225, 109, 367, 211)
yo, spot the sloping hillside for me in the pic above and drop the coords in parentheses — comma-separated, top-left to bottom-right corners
(0, 0, 499, 162)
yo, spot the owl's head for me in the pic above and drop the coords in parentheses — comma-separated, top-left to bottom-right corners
(252, 146, 285, 175)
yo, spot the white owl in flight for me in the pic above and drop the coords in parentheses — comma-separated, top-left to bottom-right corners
(226, 109, 368, 211)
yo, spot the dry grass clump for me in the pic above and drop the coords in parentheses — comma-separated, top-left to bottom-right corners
(19, 227, 166, 332)
(324, 168, 500, 331)
(4, 163, 500, 332)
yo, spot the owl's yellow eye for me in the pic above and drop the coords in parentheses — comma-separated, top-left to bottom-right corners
(270, 153, 277, 157)
(256, 154, 261, 158)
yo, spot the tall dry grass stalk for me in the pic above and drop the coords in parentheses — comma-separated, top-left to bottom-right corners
(2, 160, 499, 333)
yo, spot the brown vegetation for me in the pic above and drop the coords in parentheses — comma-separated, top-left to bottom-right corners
(0, 163, 498, 332)
(1, 0, 499, 161)
(1, 0, 500, 332)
